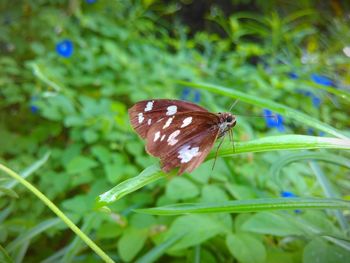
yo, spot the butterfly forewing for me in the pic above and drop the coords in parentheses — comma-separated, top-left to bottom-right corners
(128, 99, 208, 139)
(145, 111, 220, 175)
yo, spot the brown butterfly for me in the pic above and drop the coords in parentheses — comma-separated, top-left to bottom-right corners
(128, 99, 236, 175)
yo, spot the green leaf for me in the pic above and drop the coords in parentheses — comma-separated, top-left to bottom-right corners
(0, 244, 13, 263)
(117, 228, 148, 262)
(96, 164, 166, 206)
(241, 212, 303, 236)
(226, 233, 266, 263)
(303, 238, 350, 263)
(0, 152, 50, 197)
(165, 177, 199, 201)
(65, 156, 98, 174)
(135, 198, 350, 215)
(98, 135, 350, 205)
(210, 135, 350, 159)
(6, 218, 61, 252)
(270, 152, 350, 182)
(178, 81, 348, 139)
(135, 234, 185, 263)
(164, 215, 226, 251)
(0, 187, 18, 198)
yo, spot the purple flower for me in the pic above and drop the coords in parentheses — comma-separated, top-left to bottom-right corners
(56, 39, 74, 58)
(263, 109, 285, 132)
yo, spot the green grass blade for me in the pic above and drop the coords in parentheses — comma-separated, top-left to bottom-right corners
(96, 164, 166, 206)
(135, 234, 185, 263)
(211, 135, 350, 158)
(98, 135, 350, 206)
(179, 81, 348, 139)
(6, 218, 61, 253)
(135, 198, 350, 216)
(270, 152, 350, 180)
(0, 244, 13, 263)
(0, 152, 50, 197)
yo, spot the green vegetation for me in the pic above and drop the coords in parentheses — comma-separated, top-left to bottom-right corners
(1, 1, 350, 262)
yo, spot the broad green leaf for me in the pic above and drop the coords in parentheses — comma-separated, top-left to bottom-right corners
(117, 228, 148, 262)
(226, 233, 266, 263)
(241, 212, 303, 236)
(164, 214, 226, 251)
(135, 198, 350, 215)
(65, 156, 98, 174)
(166, 177, 199, 201)
(303, 238, 350, 263)
(179, 81, 348, 139)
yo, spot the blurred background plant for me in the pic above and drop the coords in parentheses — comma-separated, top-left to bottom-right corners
(0, 0, 350, 262)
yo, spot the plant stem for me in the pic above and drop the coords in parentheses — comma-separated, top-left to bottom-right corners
(0, 163, 115, 263)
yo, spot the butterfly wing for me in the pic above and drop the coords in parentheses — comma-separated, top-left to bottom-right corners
(128, 99, 208, 139)
(145, 111, 220, 175)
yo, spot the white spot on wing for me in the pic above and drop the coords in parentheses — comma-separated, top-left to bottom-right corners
(163, 117, 174, 129)
(181, 117, 192, 128)
(145, 101, 154, 112)
(161, 134, 166, 141)
(154, 131, 161, 142)
(167, 130, 180, 145)
(138, 113, 144, 123)
(166, 105, 177, 116)
(178, 145, 200, 163)
(147, 119, 152, 125)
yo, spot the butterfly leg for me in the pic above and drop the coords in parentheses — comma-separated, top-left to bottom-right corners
(228, 129, 235, 154)
(211, 134, 226, 173)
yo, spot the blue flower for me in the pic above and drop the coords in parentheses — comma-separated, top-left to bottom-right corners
(30, 105, 39, 114)
(193, 90, 201, 103)
(318, 131, 325, 137)
(180, 88, 201, 103)
(56, 39, 74, 58)
(281, 191, 296, 198)
(311, 95, 321, 108)
(86, 0, 97, 3)
(263, 109, 285, 132)
(311, 74, 335, 87)
(281, 191, 301, 213)
(288, 72, 298, 79)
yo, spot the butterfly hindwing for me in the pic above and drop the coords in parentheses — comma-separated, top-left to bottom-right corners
(145, 111, 220, 175)
(128, 99, 208, 139)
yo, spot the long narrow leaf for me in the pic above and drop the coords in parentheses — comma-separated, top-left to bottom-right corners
(135, 234, 185, 263)
(135, 198, 350, 216)
(98, 135, 350, 205)
(178, 81, 348, 139)
(96, 164, 166, 206)
(6, 218, 61, 252)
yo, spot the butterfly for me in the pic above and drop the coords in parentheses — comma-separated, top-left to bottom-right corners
(128, 99, 236, 175)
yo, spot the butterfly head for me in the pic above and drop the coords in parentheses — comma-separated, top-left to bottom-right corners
(218, 112, 236, 136)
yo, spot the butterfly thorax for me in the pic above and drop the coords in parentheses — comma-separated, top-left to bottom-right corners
(217, 112, 236, 137)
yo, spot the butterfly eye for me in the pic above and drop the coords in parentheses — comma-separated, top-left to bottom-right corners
(226, 116, 233, 122)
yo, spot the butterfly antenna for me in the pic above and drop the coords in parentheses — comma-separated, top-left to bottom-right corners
(211, 134, 226, 176)
(229, 99, 239, 111)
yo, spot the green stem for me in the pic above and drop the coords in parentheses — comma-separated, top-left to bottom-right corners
(0, 163, 114, 263)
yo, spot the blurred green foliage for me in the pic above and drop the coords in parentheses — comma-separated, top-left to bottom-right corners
(1, 0, 350, 262)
